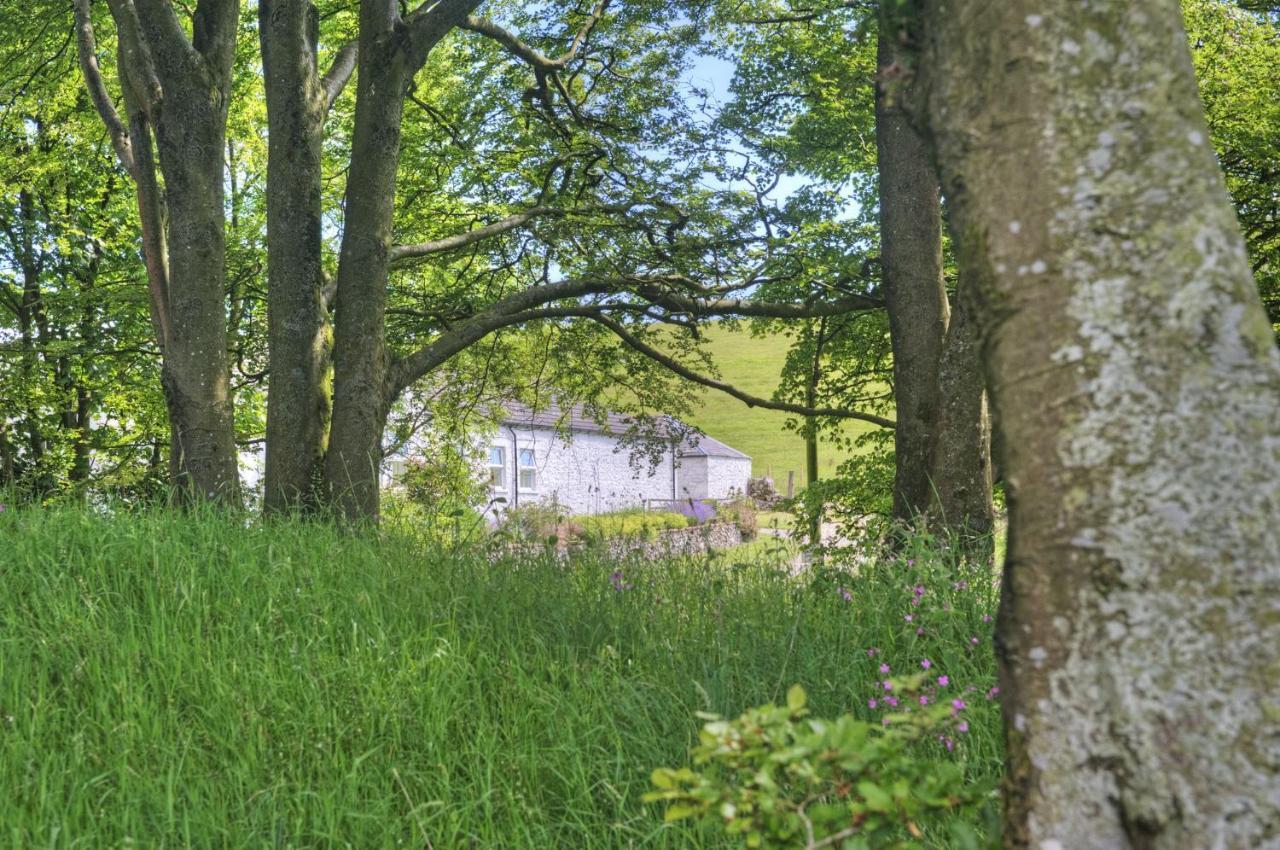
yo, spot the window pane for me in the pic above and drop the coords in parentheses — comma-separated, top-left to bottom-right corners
(489, 446, 505, 466)
(489, 467, 505, 488)
(519, 469, 536, 490)
(519, 448, 534, 467)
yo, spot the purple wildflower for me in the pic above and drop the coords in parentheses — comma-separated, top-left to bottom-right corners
(868, 698, 878, 709)
(838, 586, 852, 603)
(920, 658, 932, 670)
(937, 675, 949, 687)
(879, 663, 890, 674)
(919, 695, 930, 706)
(951, 698, 967, 715)
(882, 680, 893, 692)
(609, 571, 633, 592)
(957, 721, 969, 734)
(904, 614, 914, 623)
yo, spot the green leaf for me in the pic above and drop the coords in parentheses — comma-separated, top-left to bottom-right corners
(857, 780, 893, 813)
(664, 804, 700, 822)
(786, 684, 807, 712)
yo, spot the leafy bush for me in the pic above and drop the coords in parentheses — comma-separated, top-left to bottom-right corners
(648, 684, 994, 850)
(496, 499, 574, 544)
(717, 497, 759, 540)
(574, 508, 691, 541)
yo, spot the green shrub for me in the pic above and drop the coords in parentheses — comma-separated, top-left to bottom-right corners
(648, 684, 995, 849)
(715, 498, 759, 540)
(574, 508, 692, 541)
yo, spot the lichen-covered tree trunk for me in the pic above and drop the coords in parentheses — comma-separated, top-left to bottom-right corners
(875, 26, 950, 524)
(260, 0, 334, 513)
(920, 1, 1280, 845)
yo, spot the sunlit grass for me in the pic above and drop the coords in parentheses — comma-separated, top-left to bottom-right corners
(0, 506, 1000, 848)
(665, 324, 886, 482)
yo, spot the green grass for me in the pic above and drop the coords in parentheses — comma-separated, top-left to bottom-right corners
(0, 507, 1000, 848)
(669, 324, 884, 483)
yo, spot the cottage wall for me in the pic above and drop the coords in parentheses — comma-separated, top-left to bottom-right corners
(488, 426, 678, 515)
(677, 456, 708, 500)
(702, 456, 752, 500)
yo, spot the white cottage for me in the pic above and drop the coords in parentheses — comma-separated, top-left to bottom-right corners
(483, 403, 751, 515)
(387, 402, 752, 515)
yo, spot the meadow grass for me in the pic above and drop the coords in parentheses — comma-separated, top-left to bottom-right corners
(0, 507, 1000, 848)
(664, 324, 886, 482)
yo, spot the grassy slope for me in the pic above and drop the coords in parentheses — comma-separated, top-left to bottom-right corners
(669, 324, 884, 484)
(0, 508, 1000, 848)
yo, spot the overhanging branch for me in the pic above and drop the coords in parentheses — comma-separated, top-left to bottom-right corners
(584, 312, 896, 428)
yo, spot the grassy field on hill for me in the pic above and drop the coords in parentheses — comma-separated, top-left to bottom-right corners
(0, 507, 1000, 848)
(669, 325, 887, 485)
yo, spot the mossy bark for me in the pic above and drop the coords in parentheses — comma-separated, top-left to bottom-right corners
(921, 1, 1280, 845)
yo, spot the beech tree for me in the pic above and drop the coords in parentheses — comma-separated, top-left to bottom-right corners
(917, 0, 1280, 843)
(72, 0, 241, 503)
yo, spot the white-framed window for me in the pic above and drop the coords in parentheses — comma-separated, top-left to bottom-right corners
(387, 458, 408, 484)
(488, 446, 507, 489)
(518, 447, 537, 491)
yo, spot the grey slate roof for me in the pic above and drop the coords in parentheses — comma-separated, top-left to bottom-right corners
(501, 401, 750, 460)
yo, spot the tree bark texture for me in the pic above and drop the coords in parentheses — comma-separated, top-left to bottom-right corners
(324, 0, 481, 521)
(76, 0, 241, 503)
(927, 274, 994, 555)
(260, 0, 335, 512)
(921, 1, 1280, 846)
(323, 5, 408, 522)
(875, 25, 950, 524)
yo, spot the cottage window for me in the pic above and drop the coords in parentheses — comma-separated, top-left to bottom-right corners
(518, 448, 537, 490)
(488, 446, 507, 489)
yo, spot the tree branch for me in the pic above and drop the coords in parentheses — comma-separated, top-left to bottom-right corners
(584, 312, 896, 428)
(387, 201, 639, 264)
(72, 0, 136, 174)
(461, 0, 607, 71)
(104, 0, 165, 110)
(403, 0, 485, 70)
(637, 287, 883, 317)
(321, 40, 358, 110)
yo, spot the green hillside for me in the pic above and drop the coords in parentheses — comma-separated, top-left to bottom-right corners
(668, 325, 884, 486)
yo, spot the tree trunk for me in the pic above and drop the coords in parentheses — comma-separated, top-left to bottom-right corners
(323, 0, 480, 521)
(921, 1, 1280, 845)
(75, 0, 241, 504)
(875, 25, 949, 525)
(927, 273, 994, 557)
(323, 12, 408, 522)
(260, 0, 334, 513)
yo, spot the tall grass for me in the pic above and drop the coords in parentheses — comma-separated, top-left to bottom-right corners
(0, 507, 1000, 848)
